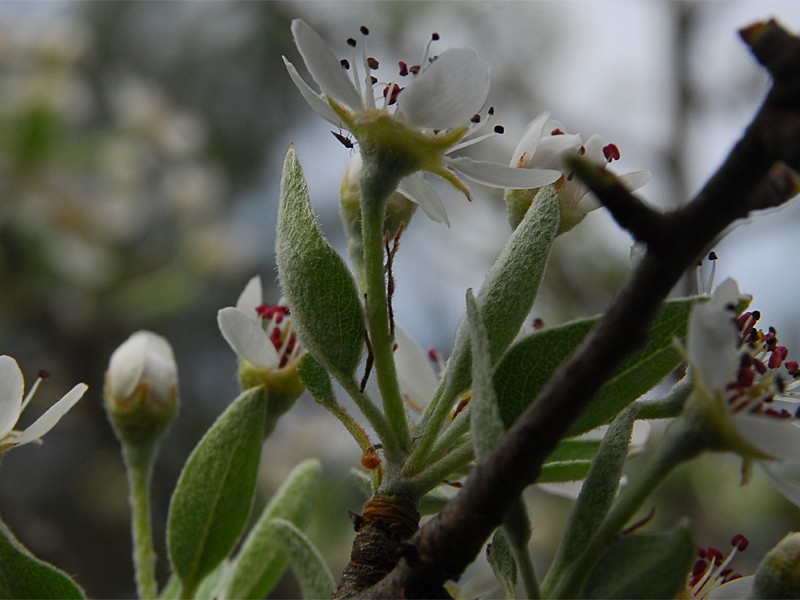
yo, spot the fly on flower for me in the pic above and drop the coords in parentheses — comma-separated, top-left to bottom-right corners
(283, 19, 560, 225)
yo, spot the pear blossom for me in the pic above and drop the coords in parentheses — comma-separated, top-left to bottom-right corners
(284, 19, 560, 225)
(217, 275, 304, 372)
(0, 355, 87, 453)
(394, 326, 439, 413)
(508, 111, 651, 231)
(689, 534, 749, 598)
(107, 331, 178, 411)
(685, 278, 800, 506)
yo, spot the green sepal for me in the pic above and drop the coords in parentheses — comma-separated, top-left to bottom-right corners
(167, 387, 267, 596)
(0, 518, 85, 599)
(495, 298, 695, 436)
(266, 518, 336, 600)
(487, 529, 517, 600)
(223, 458, 322, 599)
(437, 184, 560, 406)
(276, 146, 365, 380)
(543, 406, 639, 594)
(581, 526, 695, 599)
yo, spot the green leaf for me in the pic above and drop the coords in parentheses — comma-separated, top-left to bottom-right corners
(487, 529, 517, 600)
(297, 353, 335, 406)
(0, 519, 85, 599)
(538, 461, 592, 483)
(276, 146, 365, 380)
(495, 297, 696, 436)
(467, 290, 505, 461)
(543, 406, 639, 594)
(442, 185, 560, 401)
(167, 387, 267, 596)
(267, 518, 336, 600)
(582, 527, 695, 599)
(224, 458, 322, 599)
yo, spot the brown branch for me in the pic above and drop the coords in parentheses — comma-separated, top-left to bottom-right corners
(362, 19, 800, 599)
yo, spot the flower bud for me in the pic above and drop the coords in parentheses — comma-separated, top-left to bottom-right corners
(105, 331, 178, 446)
(752, 532, 800, 599)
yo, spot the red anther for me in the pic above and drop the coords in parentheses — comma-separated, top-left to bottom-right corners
(409, 64, 421, 74)
(737, 366, 755, 388)
(753, 358, 767, 375)
(708, 547, 724, 565)
(785, 360, 798, 371)
(578, 145, 586, 155)
(731, 533, 749, 551)
(367, 56, 379, 70)
(532, 318, 545, 330)
(769, 346, 789, 368)
(550, 128, 564, 135)
(383, 83, 401, 105)
(427, 348, 439, 361)
(38, 368, 50, 379)
(603, 143, 621, 162)
(398, 61, 409, 76)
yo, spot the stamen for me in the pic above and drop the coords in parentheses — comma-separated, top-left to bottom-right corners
(493, 125, 505, 134)
(21, 371, 46, 411)
(360, 25, 370, 35)
(420, 32, 440, 68)
(367, 56, 379, 70)
(340, 58, 350, 70)
(603, 143, 621, 162)
(398, 61, 409, 76)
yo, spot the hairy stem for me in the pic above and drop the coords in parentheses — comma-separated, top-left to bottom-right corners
(123, 441, 159, 600)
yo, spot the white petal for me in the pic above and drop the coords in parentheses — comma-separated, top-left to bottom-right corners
(108, 334, 148, 400)
(394, 326, 438, 410)
(687, 279, 741, 393)
(217, 308, 279, 368)
(291, 19, 363, 110)
(398, 48, 489, 130)
(283, 57, 342, 126)
(511, 112, 550, 167)
(582, 135, 607, 165)
(398, 174, 450, 226)
(618, 169, 652, 192)
(0, 356, 23, 438)
(139, 332, 178, 397)
(733, 413, 800, 461)
(759, 462, 800, 508)
(533, 132, 583, 169)
(447, 156, 561, 189)
(707, 576, 754, 599)
(236, 275, 263, 316)
(13, 383, 87, 446)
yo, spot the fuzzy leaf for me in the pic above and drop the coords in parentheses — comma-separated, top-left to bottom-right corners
(223, 459, 322, 599)
(538, 461, 592, 483)
(0, 519, 85, 599)
(543, 406, 639, 593)
(267, 518, 336, 600)
(440, 185, 560, 402)
(167, 387, 267, 596)
(487, 529, 517, 600)
(582, 527, 695, 599)
(495, 298, 695, 436)
(297, 353, 335, 406)
(276, 146, 365, 380)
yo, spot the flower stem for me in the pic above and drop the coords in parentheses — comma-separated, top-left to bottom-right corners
(360, 173, 411, 455)
(122, 441, 160, 600)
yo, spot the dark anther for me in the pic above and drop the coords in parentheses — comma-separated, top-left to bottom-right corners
(370, 75, 378, 85)
(38, 369, 50, 379)
(471, 114, 481, 123)
(360, 25, 370, 35)
(493, 125, 505, 134)
(347, 37, 357, 47)
(431, 32, 440, 41)
(488, 106, 495, 115)
(340, 58, 351, 70)
(367, 56, 380, 69)
(398, 61, 409, 76)
(708, 251, 718, 260)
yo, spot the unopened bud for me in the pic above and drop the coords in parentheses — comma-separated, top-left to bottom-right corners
(752, 532, 800, 599)
(105, 331, 178, 446)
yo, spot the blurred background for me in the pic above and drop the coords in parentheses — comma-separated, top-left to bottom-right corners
(1, 1, 799, 597)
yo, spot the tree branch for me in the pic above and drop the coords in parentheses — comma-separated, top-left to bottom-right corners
(364, 19, 800, 599)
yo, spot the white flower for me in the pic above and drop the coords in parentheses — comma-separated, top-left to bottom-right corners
(686, 278, 800, 506)
(0, 355, 87, 453)
(510, 111, 651, 231)
(689, 533, 750, 598)
(284, 19, 560, 225)
(107, 330, 178, 410)
(394, 326, 439, 413)
(217, 275, 302, 372)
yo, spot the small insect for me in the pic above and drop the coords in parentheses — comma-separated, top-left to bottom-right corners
(332, 130, 355, 149)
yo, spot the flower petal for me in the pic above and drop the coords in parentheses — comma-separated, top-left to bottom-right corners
(398, 48, 489, 130)
(687, 278, 741, 393)
(0, 356, 23, 438)
(394, 326, 438, 410)
(511, 112, 550, 167)
(618, 169, 652, 192)
(707, 576, 754, 599)
(108, 334, 148, 400)
(759, 462, 800, 508)
(217, 307, 279, 369)
(732, 413, 800, 461)
(283, 57, 342, 126)
(236, 275, 264, 315)
(291, 19, 363, 111)
(13, 382, 87, 446)
(398, 173, 450, 226)
(447, 156, 561, 189)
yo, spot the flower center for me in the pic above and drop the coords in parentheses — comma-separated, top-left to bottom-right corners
(690, 533, 749, 597)
(256, 303, 301, 368)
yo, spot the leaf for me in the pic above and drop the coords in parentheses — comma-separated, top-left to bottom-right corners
(267, 518, 336, 600)
(223, 459, 322, 599)
(297, 353, 335, 406)
(582, 527, 695, 599)
(167, 387, 267, 596)
(467, 290, 505, 461)
(487, 529, 517, 600)
(442, 185, 560, 401)
(542, 406, 639, 594)
(495, 298, 696, 436)
(0, 519, 85, 599)
(276, 146, 365, 380)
